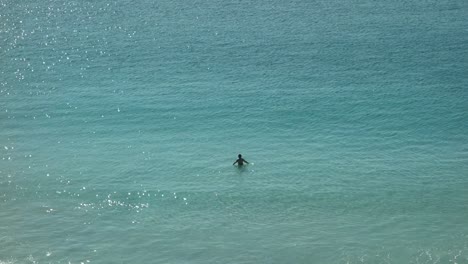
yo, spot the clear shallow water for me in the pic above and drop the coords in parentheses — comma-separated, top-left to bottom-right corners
(1, 0, 468, 263)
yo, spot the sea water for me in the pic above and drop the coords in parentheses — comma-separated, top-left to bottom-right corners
(1, 0, 467, 263)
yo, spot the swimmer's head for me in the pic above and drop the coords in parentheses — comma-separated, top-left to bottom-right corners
(238, 154, 242, 158)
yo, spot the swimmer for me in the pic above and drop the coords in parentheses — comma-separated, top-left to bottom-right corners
(233, 154, 249, 166)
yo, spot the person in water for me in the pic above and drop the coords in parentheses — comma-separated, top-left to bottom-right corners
(233, 154, 249, 166)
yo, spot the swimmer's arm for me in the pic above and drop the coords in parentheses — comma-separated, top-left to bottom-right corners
(243, 159, 249, 164)
(233, 160, 238, 165)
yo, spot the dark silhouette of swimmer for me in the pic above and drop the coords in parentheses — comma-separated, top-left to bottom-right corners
(233, 154, 249, 166)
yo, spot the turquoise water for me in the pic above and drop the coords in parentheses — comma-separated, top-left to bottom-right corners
(1, 0, 468, 263)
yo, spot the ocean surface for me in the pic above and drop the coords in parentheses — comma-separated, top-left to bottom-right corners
(1, 0, 468, 263)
